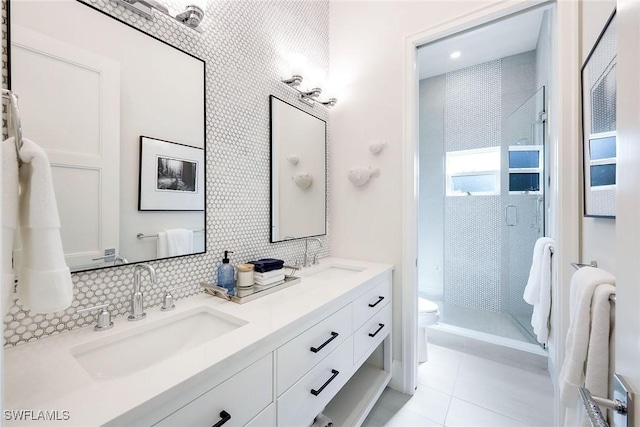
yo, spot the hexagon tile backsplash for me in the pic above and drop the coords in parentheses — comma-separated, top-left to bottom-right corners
(2, 0, 330, 347)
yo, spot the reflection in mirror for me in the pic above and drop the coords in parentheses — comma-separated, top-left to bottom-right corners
(582, 12, 616, 218)
(270, 96, 326, 242)
(9, 1, 206, 272)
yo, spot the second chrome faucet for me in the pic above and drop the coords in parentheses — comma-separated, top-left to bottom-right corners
(129, 263, 158, 321)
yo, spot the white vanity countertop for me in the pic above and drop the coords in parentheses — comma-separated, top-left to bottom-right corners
(3, 257, 393, 427)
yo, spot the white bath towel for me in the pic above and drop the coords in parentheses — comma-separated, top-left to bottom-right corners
(16, 138, 73, 313)
(523, 237, 555, 344)
(559, 267, 615, 405)
(2, 138, 19, 316)
(157, 228, 194, 257)
(524, 237, 555, 304)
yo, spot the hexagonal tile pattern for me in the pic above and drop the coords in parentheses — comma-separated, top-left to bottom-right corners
(2, 0, 330, 347)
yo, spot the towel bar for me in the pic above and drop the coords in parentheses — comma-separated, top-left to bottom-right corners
(137, 229, 204, 239)
(2, 88, 23, 166)
(571, 260, 598, 270)
(571, 261, 616, 302)
(579, 374, 632, 427)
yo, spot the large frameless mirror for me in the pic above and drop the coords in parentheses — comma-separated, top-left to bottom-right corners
(270, 96, 326, 242)
(9, 1, 206, 271)
(582, 11, 616, 218)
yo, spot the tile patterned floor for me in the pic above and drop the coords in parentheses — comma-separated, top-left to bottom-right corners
(362, 344, 554, 427)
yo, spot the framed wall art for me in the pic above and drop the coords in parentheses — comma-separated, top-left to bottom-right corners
(138, 136, 205, 211)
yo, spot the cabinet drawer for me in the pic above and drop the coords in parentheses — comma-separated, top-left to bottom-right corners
(277, 304, 352, 396)
(245, 403, 275, 427)
(354, 302, 391, 364)
(154, 353, 273, 427)
(352, 278, 391, 330)
(277, 336, 354, 427)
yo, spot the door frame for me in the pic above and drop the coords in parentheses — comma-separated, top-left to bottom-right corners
(401, 4, 580, 424)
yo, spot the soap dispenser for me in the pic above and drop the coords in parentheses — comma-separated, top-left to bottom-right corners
(217, 251, 235, 296)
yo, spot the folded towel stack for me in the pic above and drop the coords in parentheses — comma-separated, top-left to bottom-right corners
(248, 258, 285, 273)
(255, 270, 285, 286)
(248, 259, 286, 290)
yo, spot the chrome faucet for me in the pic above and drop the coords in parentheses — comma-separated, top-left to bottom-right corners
(128, 263, 158, 321)
(303, 237, 323, 268)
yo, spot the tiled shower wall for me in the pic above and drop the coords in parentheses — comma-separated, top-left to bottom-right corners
(2, 0, 330, 347)
(420, 52, 539, 313)
(444, 60, 503, 312)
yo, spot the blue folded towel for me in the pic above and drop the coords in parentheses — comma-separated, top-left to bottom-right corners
(249, 258, 285, 273)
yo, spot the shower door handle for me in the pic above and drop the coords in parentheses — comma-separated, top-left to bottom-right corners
(505, 205, 518, 226)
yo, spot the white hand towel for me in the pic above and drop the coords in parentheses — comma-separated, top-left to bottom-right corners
(254, 268, 285, 280)
(2, 138, 19, 316)
(529, 241, 555, 344)
(524, 237, 555, 304)
(584, 284, 615, 400)
(16, 138, 73, 313)
(157, 228, 193, 257)
(255, 274, 285, 286)
(559, 267, 615, 405)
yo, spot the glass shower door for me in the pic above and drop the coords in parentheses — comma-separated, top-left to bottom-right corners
(504, 87, 546, 344)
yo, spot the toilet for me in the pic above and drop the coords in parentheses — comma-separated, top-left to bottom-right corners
(418, 297, 440, 363)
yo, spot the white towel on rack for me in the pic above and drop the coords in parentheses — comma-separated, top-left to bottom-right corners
(15, 138, 73, 314)
(157, 228, 194, 257)
(559, 267, 615, 406)
(523, 237, 555, 344)
(524, 237, 555, 304)
(2, 137, 19, 316)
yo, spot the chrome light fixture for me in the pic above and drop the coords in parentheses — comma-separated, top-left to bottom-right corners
(175, 3, 205, 29)
(113, 0, 206, 30)
(281, 75, 337, 108)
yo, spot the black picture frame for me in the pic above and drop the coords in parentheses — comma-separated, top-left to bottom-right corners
(138, 136, 205, 211)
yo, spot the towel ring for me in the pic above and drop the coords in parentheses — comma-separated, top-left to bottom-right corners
(2, 88, 24, 166)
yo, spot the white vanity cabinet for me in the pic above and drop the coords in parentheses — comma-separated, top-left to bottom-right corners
(2, 260, 393, 427)
(152, 271, 392, 427)
(275, 272, 393, 426)
(153, 353, 273, 427)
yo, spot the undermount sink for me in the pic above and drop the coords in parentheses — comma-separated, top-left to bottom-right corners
(302, 264, 365, 281)
(71, 307, 246, 380)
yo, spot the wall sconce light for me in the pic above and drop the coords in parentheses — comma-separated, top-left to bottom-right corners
(113, 0, 206, 30)
(281, 75, 337, 108)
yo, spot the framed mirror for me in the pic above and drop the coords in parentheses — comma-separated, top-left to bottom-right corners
(270, 96, 326, 242)
(9, 1, 206, 271)
(582, 11, 616, 218)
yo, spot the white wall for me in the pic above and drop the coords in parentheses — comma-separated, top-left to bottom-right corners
(329, 0, 497, 377)
(579, 0, 616, 273)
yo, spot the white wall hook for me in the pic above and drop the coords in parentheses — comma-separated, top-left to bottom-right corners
(292, 172, 313, 189)
(286, 154, 300, 165)
(348, 166, 380, 186)
(369, 141, 388, 155)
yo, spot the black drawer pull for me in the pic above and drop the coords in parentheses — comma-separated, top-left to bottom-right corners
(368, 296, 384, 308)
(211, 410, 231, 427)
(310, 369, 339, 396)
(310, 332, 339, 353)
(369, 323, 385, 338)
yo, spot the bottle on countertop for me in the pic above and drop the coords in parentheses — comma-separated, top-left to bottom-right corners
(217, 250, 235, 296)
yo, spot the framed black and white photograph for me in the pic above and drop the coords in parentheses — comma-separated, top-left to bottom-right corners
(582, 11, 617, 218)
(139, 136, 205, 211)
